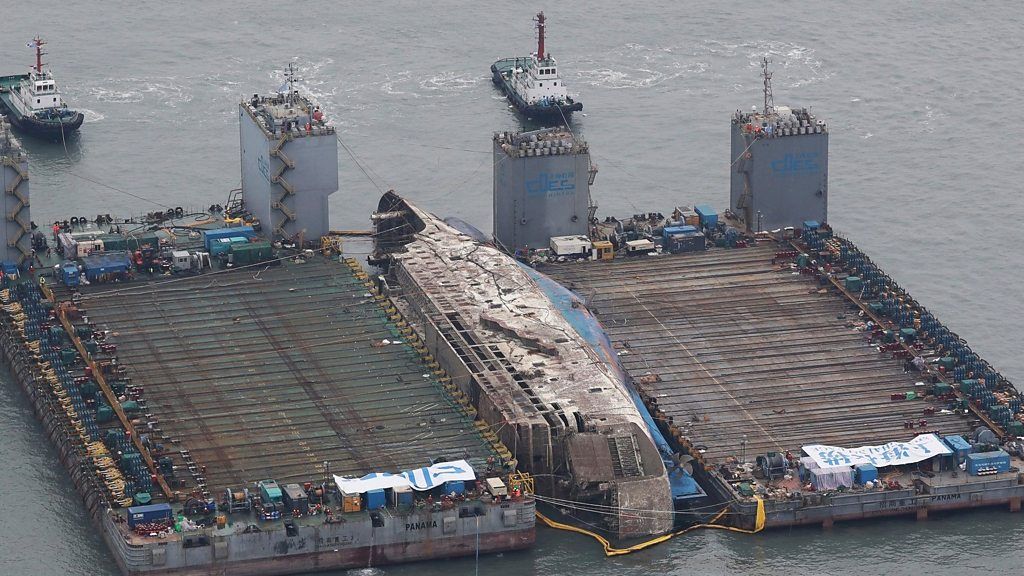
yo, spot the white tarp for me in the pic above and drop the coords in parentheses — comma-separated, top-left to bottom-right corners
(333, 459, 476, 494)
(803, 434, 951, 470)
(809, 465, 855, 490)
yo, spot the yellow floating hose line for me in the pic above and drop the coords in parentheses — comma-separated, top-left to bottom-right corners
(536, 497, 765, 557)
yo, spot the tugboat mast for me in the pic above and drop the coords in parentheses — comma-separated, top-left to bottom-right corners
(31, 36, 47, 75)
(535, 11, 546, 60)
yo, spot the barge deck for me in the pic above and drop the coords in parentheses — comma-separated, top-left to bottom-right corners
(541, 230, 1024, 528)
(1, 250, 535, 575)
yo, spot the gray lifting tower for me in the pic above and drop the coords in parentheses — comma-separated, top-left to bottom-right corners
(238, 65, 338, 243)
(0, 117, 31, 267)
(493, 127, 598, 254)
(730, 58, 828, 232)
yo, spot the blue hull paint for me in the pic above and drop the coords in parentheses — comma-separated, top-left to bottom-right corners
(517, 262, 706, 506)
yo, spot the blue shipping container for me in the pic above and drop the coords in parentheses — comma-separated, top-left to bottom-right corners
(444, 480, 466, 496)
(393, 487, 414, 508)
(203, 226, 255, 251)
(803, 220, 821, 230)
(854, 463, 878, 484)
(694, 205, 718, 229)
(127, 503, 173, 528)
(942, 435, 971, 462)
(663, 225, 698, 239)
(60, 263, 80, 286)
(82, 252, 132, 281)
(364, 488, 386, 510)
(965, 450, 1010, 476)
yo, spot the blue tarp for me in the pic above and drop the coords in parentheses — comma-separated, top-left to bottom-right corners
(81, 252, 131, 280)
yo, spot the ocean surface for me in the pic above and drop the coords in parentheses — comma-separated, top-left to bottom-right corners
(1, 1, 1022, 574)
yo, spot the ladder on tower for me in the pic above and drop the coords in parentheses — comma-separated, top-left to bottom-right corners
(3, 157, 31, 259)
(270, 134, 296, 238)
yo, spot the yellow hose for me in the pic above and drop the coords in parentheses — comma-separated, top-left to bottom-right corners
(535, 497, 765, 557)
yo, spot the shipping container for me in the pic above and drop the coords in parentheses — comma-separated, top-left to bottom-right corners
(942, 435, 971, 462)
(364, 488, 386, 510)
(844, 276, 863, 292)
(208, 237, 245, 256)
(98, 234, 129, 252)
(549, 235, 592, 258)
(228, 241, 273, 266)
(81, 252, 132, 281)
(485, 477, 508, 497)
(76, 239, 104, 258)
(965, 450, 1011, 476)
(444, 480, 466, 496)
(854, 463, 878, 484)
(624, 239, 655, 256)
(127, 503, 173, 528)
(392, 485, 414, 508)
(127, 232, 161, 251)
(803, 220, 821, 231)
(59, 263, 80, 287)
(680, 210, 701, 227)
(662, 225, 698, 239)
(667, 231, 706, 254)
(591, 240, 614, 260)
(694, 204, 718, 229)
(203, 226, 255, 251)
(58, 232, 78, 257)
(340, 491, 362, 513)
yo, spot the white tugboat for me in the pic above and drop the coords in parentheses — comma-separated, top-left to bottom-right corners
(0, 37, 84, 139)
(491, 12, 582, 121)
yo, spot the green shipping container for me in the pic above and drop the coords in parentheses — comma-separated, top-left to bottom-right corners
(99, 235, 129, 251)
(127, 233, 161, 251)
(229, 241, 273, 266)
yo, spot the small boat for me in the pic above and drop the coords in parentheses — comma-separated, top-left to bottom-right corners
(0, 37, 84, 139)
(491, 12, 583, 121)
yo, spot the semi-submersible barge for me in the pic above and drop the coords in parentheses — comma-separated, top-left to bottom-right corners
(478, 63, 1024, 532)
(0, 61, 1022, 575)
(0, 93, 535, 576)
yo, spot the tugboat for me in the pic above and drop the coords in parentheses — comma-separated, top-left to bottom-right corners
(491, 12, 583, 121)
(0, 37, 84, 139)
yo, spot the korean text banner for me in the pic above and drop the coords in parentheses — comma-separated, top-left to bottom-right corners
(802, 434, 951, 469)
(333, 459, 476, 494)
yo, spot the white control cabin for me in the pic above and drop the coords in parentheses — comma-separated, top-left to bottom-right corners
(511, 56, 569, 105)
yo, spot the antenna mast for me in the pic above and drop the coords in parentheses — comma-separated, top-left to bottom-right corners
(283, 63, 300, 103)
(762, 57, 774, 115)
(535, 12, 546, 61)
(31, 36, 47, 75)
